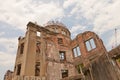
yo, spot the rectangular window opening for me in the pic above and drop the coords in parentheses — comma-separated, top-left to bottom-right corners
(73, 46, 81, 57)
(58, 38, 63, 44)
(17, 64, 21, 75)
(20, 43, 24, 54)
(35, 62, 40, 76)
(90, 39, 96, 49)
(36, 41, 41, 54)
(37, 31, 41, 37)
(62, 31, 66, 35)
(59, 51, 66, 61)
(76, 63, 84, 74)
(85, 38, 96, 51)
(61, 70, 68, 78)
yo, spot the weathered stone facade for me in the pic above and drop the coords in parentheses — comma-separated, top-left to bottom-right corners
(4, 21, 120, 80)
(4, 70, 13, 80)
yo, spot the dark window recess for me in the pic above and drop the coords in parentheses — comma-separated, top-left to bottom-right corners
(75, 79, 82, 80)
(14, 66, 16, 71)
(58, 38, 63, 44)
(20, 43, 24, 54)
(59, 51, 66, 61)
(76, 64, 84, 74)
(35, 62, 40, 76)
(61, 70, 68, 78)
(36, 41, 40, 53)
(85, 38, 96, 51)
(17, 64, 21, 75)
(73, 46, 81, 57)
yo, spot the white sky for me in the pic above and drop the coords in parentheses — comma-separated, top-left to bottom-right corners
(0, 0, 120, 79)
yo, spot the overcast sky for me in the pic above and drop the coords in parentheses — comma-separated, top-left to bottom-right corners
(0, 0, 120, 79)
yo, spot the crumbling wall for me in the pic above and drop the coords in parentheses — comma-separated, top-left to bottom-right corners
(4, 70, 13, 80)
(46, 35, 76, 80)
(10, 22, 120, 80)
(84, 54, 120, 80)
(71, 31, 120, 80)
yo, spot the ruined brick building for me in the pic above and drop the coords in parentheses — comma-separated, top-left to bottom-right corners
(4, 21, 120, 80)
(4, 70, 13, 80)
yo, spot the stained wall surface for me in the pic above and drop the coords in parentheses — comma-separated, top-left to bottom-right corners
(4, 21, 120, 80)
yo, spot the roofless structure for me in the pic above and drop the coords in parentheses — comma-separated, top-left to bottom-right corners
(4, 21, 120, 80)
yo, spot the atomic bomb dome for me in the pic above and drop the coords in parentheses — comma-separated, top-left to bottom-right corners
(45, 21, 71, 37)
(4, 21, 120, 80)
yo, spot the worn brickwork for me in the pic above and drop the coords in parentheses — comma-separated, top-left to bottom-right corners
(4, 21, 120, 80)
(11, 21, 76, 80)
(71, 31, 107, 66)
(45, 24, 76, 80)
(4, 70, 13, 80)
(91, 54, 120, 80)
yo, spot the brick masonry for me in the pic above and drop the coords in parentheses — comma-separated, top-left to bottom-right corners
(4, 21, 120, 80)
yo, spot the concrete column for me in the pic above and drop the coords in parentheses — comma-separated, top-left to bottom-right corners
(21, 27, 36, 76)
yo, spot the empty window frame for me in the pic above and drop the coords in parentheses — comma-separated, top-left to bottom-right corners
(58, 38, 63, 44)
(35, 62, 40, 76)
(61, 70, 68, 78)
(73, 46, 81, 57)
(36, 41, 40, 53)
(20, 43, 24, 54)
(59, 51, 66, 61)
(85, 38, 96, 51)
(16, 64, 21, 75)
(62, 30, 66, 35)
(37, 31, 41, 37)
(76, 63, 84, 74)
